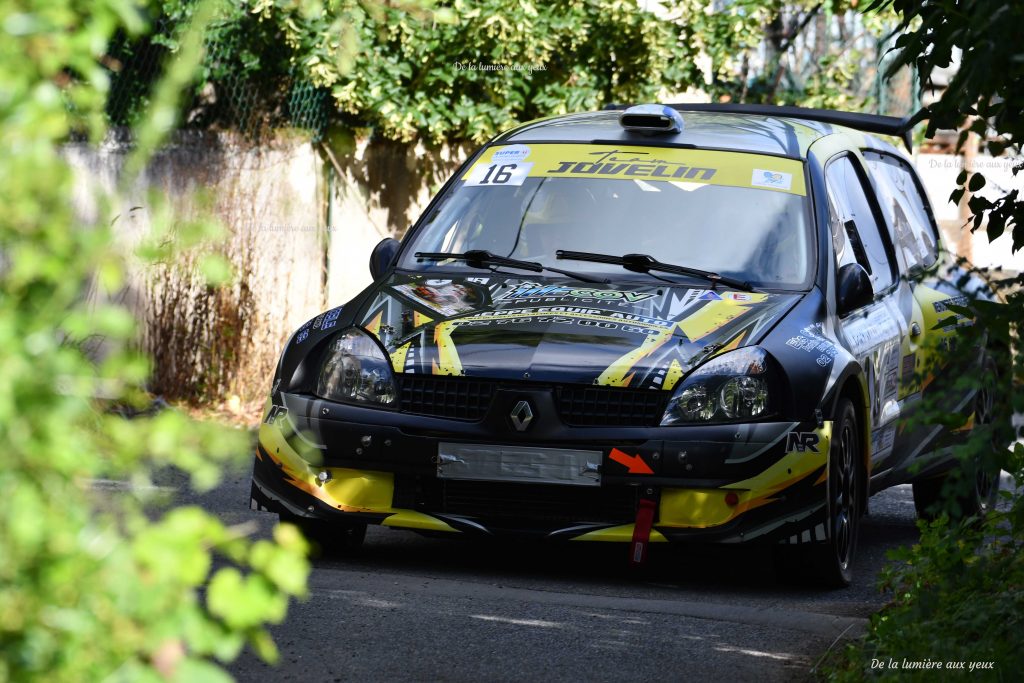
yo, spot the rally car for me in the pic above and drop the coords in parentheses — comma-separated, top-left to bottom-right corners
(250, 103, 998, 587)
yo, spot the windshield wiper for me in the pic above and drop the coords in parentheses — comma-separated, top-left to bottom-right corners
(414, 250, 608, 284)
(556, 250, 754, 292)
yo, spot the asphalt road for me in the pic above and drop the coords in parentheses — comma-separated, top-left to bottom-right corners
(152, 458, 971, 683)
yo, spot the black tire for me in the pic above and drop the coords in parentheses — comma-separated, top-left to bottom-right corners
(280, 514, 367, 557)
(913, 355, 1001, 520)
(813, 397, 862, 588)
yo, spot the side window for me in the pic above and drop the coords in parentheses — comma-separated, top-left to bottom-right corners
(863, 151, 939, 272)
(827, 191, 859, 270)
(825, 156, 896, 293)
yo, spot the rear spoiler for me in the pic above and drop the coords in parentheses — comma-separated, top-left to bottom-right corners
(603, 103, 926, 152)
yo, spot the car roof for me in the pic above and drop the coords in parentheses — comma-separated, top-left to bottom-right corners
(495, 109, 905, 161)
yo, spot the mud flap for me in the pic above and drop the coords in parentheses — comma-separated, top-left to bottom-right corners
(629, 497, 657, 566)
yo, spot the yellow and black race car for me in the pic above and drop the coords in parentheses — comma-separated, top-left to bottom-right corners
(250, 103, 998, 587)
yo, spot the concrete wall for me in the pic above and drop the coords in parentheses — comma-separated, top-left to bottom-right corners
(66, 131, 464, 406)
(324, 138, 465, 304)
(67, 132, 327, 404)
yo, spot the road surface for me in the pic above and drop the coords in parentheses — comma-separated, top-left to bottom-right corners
(156, 459, 957, 682)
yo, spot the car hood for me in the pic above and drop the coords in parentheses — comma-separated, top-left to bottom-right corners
(357, 274, 801, 390)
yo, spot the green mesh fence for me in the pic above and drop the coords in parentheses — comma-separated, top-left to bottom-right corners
(104, 16, 330, 141)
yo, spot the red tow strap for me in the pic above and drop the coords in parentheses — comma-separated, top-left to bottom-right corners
(629, 498, 657, 566)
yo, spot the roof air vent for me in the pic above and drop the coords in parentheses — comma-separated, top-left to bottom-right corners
(618, 104, 685, 134)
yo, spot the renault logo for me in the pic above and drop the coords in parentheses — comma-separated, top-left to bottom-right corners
(509, 400, 534, 432)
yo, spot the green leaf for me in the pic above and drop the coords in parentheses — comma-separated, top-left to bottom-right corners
(968, 172, 987, 192)
(170, 658, 234, 683)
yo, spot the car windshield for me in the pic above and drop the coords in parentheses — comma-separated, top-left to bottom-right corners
(399, 144, 814, 290)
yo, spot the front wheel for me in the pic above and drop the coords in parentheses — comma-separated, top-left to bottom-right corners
(811, 398, 862, 587)
(774, 398, 862, 588)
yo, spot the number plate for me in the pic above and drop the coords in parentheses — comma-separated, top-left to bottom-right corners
(437, 443, 601, 486)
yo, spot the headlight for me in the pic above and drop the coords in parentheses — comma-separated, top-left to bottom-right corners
(661, 347, 771, 425)
(316, 328, 397, 406)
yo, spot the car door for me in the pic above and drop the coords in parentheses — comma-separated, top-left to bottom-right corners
(861, 150, 968, 474)
(824, 154, 906, 479)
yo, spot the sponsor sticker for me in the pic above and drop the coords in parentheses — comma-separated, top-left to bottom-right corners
(464, 161, 534, 187)
(495, 281, 657, 304)
(751, 169, 793, 191)
(460, 145, 807, 195)
(490, 144, 531, 164)
(786, 431, 820, 453)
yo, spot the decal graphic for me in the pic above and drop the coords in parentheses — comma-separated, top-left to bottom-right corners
(785, 324, 838, 368)
(901, 353, 916, 384)
(491, 144, 531, 163)
(394, 281, 481, 317)
(357, 274, 798, 388)
(872, 425, 896, 461)
(751, 169, 793, 191)
(464, 161, 534, 187)
(462, 144, 808, 196)
(496, 282, 657, 304)
(786, 432, 820, 453)
(844, 304, 902, 463)
(295, 329, 309, 345)
(321, 306, 342, 332)
(464, 144, 535, 186)
(932, 295, 974, 331)
(931, 295, 969, 313)
(609, 448, 654, 474)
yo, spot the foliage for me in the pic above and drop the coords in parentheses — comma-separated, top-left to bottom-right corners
(197, 0, 698, 144)
(0, 0, 310, 680)
(828, 509, 1024, 680)
(128, 0, 900, 145)
(877, 0, 1024, 252)
(825, 1, 1024, 676)
(669, 0, 900, 110)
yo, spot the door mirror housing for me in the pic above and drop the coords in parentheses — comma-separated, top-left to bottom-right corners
(369, 238, 401, 281)
(836, 262, 874, 316)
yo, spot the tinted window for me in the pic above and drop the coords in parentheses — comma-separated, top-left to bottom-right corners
(863, 151, 939, 271)
(825, 156, 896, 292)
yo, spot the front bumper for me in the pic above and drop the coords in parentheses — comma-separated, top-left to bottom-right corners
(252, 392, 832, 545)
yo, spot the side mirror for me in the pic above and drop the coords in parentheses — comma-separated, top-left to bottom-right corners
(369, 238, 400, 281)
(836, 262, 873, 316)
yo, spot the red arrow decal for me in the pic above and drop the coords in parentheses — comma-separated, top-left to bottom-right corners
(609, 448, 654, 475)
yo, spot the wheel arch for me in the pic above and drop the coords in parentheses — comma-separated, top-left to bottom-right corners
(826, 368, 871, 514)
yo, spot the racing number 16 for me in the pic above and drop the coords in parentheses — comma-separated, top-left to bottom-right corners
(479, 163, 516, 184)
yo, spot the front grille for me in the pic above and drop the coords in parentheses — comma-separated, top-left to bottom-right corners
(397, 376, 669, 426)
(398, 376, 495, 421)
(440, 480, 638, 525)
(555, 385, 668, 426)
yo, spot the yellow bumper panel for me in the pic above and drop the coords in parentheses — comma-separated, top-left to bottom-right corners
(381, 510, 459, 532)
(658, 422, 832, 529)
(659, 488, 753, 528)
(571, 525, 669, 543)
(257, 407, 457, 533)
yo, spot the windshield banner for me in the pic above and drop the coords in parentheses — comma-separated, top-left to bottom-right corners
(462, 143, 807, 196)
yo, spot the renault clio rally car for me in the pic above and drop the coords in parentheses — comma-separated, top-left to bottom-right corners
(250, 103, 999, 587)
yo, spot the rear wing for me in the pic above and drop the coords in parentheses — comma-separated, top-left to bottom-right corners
(603, 103, 924, 152)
